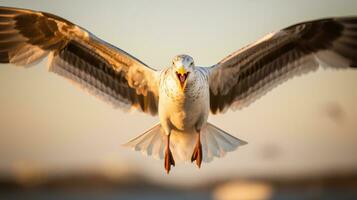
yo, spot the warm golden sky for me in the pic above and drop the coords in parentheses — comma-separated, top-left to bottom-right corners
(1, 0, 357, 185)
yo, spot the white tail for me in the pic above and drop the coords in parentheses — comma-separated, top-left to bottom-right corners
(123, 122, 247, 163)
(201, 123, 247, 162)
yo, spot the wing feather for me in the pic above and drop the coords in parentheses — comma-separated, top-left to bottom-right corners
(209, 17, 357, 114)
(0, 6, 159, 115)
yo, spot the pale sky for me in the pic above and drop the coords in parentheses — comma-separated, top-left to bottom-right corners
(1, 0, 357, 185)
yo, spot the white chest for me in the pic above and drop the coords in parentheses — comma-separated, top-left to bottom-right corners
(159, 69, 209, 130)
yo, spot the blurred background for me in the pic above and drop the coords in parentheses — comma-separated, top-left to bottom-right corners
(1, 0, 357, 199)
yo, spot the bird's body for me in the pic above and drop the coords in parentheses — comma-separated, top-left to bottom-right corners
(1, 6, 357, 173)
(159, 65, 209, 132)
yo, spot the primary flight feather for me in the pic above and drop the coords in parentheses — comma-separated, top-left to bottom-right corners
(1, 6, 356, 173)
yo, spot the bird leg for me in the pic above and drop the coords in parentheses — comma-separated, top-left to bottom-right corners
(164, 133, 175, 174)
(191, 130, 202, 168)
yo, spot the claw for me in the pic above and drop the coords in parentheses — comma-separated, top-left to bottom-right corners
(164, 147, 175, 174)
(191, 133, 202, 168)
(164, 134, 175, 174)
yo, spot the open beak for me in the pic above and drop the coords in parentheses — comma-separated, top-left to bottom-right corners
(176, 67, 189, 92)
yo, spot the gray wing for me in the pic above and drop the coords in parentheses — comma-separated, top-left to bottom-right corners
(0, 6, 159, 115)
(208, 17, 357, 114)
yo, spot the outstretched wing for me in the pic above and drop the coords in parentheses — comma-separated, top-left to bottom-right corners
(208, 17, 357, 114)
(0, 6, 159, 115)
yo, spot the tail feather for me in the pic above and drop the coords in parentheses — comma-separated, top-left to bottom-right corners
(123, 124, 166, 160)
(124, 122, 247, 163)
(201, 123, 247, 162)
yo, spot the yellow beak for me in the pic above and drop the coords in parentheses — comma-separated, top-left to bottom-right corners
(177, 66, 186, 76)
(176, 66, 187, 92)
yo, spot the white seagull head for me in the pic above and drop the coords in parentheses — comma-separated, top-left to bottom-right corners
(172, 54, 195, 91)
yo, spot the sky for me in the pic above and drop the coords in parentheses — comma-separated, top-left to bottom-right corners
(1, 0, 357, 185)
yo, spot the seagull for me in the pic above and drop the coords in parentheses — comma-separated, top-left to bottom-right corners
(1, 6, 357, 173)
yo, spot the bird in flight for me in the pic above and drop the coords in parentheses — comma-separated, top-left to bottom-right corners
(1, 6, 356, 173)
